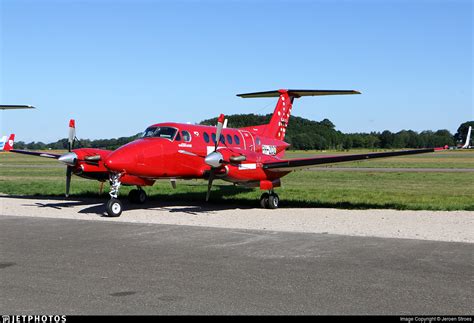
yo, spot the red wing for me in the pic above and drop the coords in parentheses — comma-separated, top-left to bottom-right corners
(263, 148, 435, 172)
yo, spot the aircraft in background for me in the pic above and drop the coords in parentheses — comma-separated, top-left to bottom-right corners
(0, 105, 34, 150)
(0, 136, 6, 150)
(461, 126, 472, 149)
(4, 89, 445, 217)
(0, 105, 35, 110)
(0, 134, 14, 151)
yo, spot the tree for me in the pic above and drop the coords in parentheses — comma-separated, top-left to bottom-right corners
(320, 118, 335, 129)
(379, 130, 395, 148)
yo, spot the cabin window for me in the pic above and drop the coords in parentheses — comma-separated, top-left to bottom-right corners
(203, 132, 210, 143)
(234, 135, 240, 145)
(182, 130, 191, 142)
(175, 132, 182, 141)
(211, 133, 217, 144)
(226, 134, 233, 145)
(220, 135, 225, 144)
(142, 126, 178, 141)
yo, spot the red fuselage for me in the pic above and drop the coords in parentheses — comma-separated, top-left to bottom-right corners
(101, 122, 290, 189)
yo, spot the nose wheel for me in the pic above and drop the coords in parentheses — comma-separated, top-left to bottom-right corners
(260, 191, 279, 209)
(106, 198, 123, 217)
(105, 172, 123, 217)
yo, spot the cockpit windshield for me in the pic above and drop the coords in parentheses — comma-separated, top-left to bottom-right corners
(141, 126, 178, 140)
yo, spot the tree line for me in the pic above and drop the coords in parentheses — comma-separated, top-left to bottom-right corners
(201, 115, 472, 150)
(12, 115, 473, 151)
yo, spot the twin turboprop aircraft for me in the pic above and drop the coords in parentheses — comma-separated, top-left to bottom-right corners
(4, 89, 441, 216)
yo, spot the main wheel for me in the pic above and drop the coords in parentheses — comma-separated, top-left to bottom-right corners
(136, 189, 147, 204)
(128, 189, 147, 204)
(128, 189, 138, 203)
(105, 198, 123, 217)
(267, 193, 279, 209)
(260, 193, 270, 209)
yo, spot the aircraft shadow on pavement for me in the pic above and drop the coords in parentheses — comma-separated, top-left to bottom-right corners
(2, 183, 405, 216)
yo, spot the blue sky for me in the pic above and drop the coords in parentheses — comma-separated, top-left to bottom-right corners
(1, 0, 472, 143)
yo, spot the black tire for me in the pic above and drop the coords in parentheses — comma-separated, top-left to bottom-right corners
(105, 198, 123, 217)
(129, 189, 147, 204)
(260, 193, 270, 209)
(136, 189, 147, 204)
(128, 189, 138, 203)
(267, 193, 279, 209)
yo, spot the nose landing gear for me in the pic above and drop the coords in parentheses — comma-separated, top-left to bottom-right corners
(105, 172, 123, 217)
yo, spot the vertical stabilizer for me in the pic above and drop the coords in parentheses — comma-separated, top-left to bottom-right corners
(262, 90, 293, 141)
(2, 134, 15, 151)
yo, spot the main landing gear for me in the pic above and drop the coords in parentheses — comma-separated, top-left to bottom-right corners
(260, 191, 279, 209)
(104, 173, 149, 217)
(128, 187, 147, 204)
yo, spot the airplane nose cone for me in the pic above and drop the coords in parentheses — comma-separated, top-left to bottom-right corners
(104, 149, 137, 173)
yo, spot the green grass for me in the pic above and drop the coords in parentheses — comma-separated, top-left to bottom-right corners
(1, 149, 473, 210)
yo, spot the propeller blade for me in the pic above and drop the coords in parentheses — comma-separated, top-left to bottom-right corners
(66, 166, 73, 197)
(214, 114, 225, 152)
(68, 119, 76, 152)
(206, 169, 215, 202)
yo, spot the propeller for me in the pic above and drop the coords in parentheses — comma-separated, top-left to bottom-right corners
(178, 114, 247, 201)
(65, 119, 76, 197)
(57, 119, 103, 197)
(205, 114, 225, 201)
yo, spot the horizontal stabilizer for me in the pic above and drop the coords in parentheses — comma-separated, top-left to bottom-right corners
(237, 89, 361, 98)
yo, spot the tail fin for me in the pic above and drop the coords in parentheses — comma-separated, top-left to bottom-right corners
(2, 134, 15, 151)
(237, 89, 360, 140)
(461, 126, 472, 149)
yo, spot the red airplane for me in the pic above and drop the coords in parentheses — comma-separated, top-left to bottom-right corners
(4, 89, 441, 217)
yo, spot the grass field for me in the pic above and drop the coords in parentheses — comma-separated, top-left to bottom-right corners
(285, 149, 474, 169)
(0, 149, 473, 211)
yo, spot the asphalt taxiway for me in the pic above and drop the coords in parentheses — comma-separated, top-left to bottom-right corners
(1, 215, 472, 315)
(0, 196, 472, 314)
